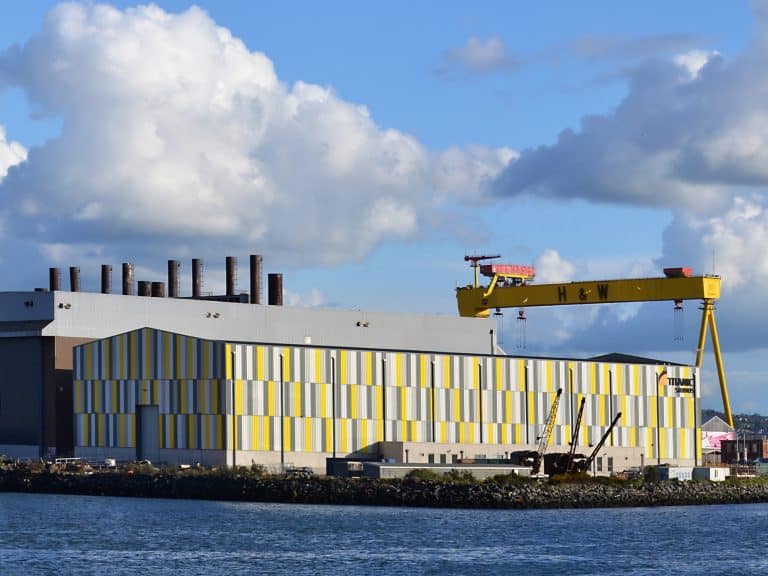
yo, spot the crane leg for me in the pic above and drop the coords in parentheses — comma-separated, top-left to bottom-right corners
(707, 307, 734, 428)
(695, 302, 710, 368)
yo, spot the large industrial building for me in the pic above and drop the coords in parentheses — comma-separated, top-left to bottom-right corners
(0, 256, 703, 473)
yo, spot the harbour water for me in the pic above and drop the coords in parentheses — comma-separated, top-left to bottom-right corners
(0, 492, 766, 575)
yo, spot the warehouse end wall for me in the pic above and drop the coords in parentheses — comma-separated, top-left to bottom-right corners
(0, 337, 44, 452)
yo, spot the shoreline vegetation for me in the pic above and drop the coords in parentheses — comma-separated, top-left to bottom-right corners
(2, 463, 768, 509)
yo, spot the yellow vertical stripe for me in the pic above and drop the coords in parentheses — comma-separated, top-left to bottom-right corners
(83, 415, 90, 446)
(295, 382, 302, 417)
(651, 396, 657, 427)
(519, 360, 525, 393)
(453, 388, 460, 422)
(440, 421, 446, 443)
(202, 341, 210, 379)
(144, 329, 151, 379)
(629, 425, 636, 448)
(600, 394, 606, 426)
(325, 418, 332, 452)
(163, 334, 170, 379)
(501, 424, 508, 444)
(401, 420, 408, 441)
(263, 416, 270, 451)
(104, 340, 111, 380)
(660, 428, 666, 459)
(93, 381, 100, 414)
(621, 396, 628, 426)
(225, 344, 232, 379)
(400, 387, 406, 422)
(443, 356, 451, 388)
(350, 384, 358, 419)
(315, 349, 322, 384)
(472, 357, 479, 390)
(411, 421, 417, 443)
(514, 423, 521, 444)
(257, 346, 264, 381)
(130, 332, 138, 379)
(187, 337, 194, 378)
(420, 355, 427, 388)
(85, 344, 92, 380)
(679, 428, 687, 459)
(169, 414, 176, 448)
(396, 353, 403, 387)
(267, 381, 275, 417)
(118, 334, 125, 380)
(366, 352, 373, 386)
(633, 365, 639, 395)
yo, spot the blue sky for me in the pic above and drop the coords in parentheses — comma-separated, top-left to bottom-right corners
(1, 1, 767, 414)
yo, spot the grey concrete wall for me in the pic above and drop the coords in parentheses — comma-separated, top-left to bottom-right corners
(0, 337, 43, 448)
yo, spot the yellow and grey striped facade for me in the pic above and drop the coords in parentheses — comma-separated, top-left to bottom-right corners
(73, 328, 701, 468)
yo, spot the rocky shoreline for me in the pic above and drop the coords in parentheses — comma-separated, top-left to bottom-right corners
(2, 469, 768, 509)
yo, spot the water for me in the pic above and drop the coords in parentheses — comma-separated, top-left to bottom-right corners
(0, 493, 766, 575)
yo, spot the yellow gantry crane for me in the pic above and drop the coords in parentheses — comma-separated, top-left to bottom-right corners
(457, 256, 733, 427)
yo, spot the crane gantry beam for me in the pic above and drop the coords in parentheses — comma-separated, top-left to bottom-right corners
(456, 267, 733, 427)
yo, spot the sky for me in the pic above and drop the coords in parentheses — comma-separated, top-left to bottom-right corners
(1, 1, 767, 414)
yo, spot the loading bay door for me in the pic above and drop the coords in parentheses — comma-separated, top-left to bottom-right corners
(137, 405, 159, 463)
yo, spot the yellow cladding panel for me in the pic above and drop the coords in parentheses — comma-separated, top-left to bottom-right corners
(340, 418, 348, 453)
(104, 341, 111, 379)
(366, 352, 373, 386)
(633, 365, 639, 396)
(420, 355, 427, 388)
(152, 378, 159, 405)
(440, 421, 447, 443)
(361, 419, 368, 447)
(257, 346, 265, 381)
(396, 353, 403, 386)
(320, 382, 327, 418)
(283, 348, 292, 382)
(651, 397, 657, 427)
(453, 389, 460, 421)
(687, 397, 694, 430)
(85, 345, 92, 380)
(501, 424, 508, 444)
(660, 428, 666, 458)
(646, 428, 653, 457)
(376, 387, 383, 420)
(443, 356, 451, 388)
(667, 397, 674, 427)
(187, 338, 194, 378)
(621, 396, 628, 426)
(340, 350, 347, 385)
(325, 418, 332, 452)
(519, 360, 525, 392)
(527, 392, 534, 427)
(377, 416, 383, 442)
(459, 422, 466, 443)
(203, 341, 211, 379)
(472, 358, 479, 390)
(236, 380, 243, 415)
(679, 428, 687, 459)
(629, 426, 636, 448)
(130, 414, 136, 447)
(130, 332, 138, 379)
(305, 418, 312, 452)
(401, 420, 407, 441)
(263, 416, 270, 451)
(468, 422, 475, 444)
(400, 388, 406, 421)
(267, 381, 275, 417)
(458, 275, 721, 316)
(295, 382, 302, 417)
(600, 395, 606, 426)
(351, 385, 358, 419)
(546, 361, 552, 393)
(144, 330, 151, 378)
(315, 349, 322, 384)
(169, 414, 176, 448)
(118, 334, 125, 379)
(411, 421, 417, 442)
(225, 345, 232, 379)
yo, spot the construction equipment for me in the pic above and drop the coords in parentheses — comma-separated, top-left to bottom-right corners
(545, 397, 586, 476)
(573, 412, 623, 474)
(530, 388, 562, 475)
(564, 397, 586, 474)
(456, 258, 732, 427)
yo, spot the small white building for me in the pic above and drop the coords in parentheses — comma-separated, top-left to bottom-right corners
(692, 466, 730, 482)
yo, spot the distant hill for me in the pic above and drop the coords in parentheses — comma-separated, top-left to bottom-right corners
(702, 408, 768, 433)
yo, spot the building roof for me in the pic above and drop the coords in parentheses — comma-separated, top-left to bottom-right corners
(588, 352, 685, 366)
(701, 415, 734, 433)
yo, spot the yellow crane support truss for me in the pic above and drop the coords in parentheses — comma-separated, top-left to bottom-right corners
(456, 273, 733, 427)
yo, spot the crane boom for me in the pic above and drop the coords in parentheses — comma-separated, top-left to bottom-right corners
(578, 412, 623, 474)
(565, 398, 586, 474)
(532, 388, 562, 475)
(456, 260, 732, 428)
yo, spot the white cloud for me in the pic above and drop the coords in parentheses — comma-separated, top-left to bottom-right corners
(0, 126, 27, 181)
(438, 36, 519, 76)
(0, 3, 510, 268)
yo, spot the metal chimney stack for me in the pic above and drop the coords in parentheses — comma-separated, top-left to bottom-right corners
(138, 281, 151, 297)
(151, 282, 165, 297)
(122, 263, 134, 295)
(250, 254, 262, 304)
(101, 264, 112, 294)
(268, 273, 283, 306)
(168, 260, 180, 298)
(69, 266, 80, 292)
(226, 256, 237, 297)
(49, 268, 61, 292)
(192, 258, 202, 299)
